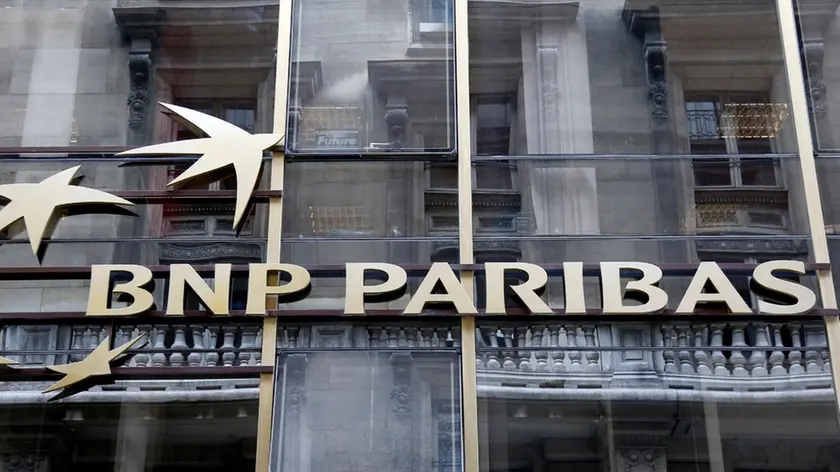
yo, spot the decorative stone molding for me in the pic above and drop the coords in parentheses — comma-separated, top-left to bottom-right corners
(425, 189, 521, 208)
(618, 448, 666, 472)
(158, 242, 262, 263)
(803, 40, 827, 116)
(1, 454, 46, 472)
(390, 352, 414, 421)
(283, 353, 308, 414)
(127, 56, 150, 129)
(694, 238, 808, 254)
(622, 5, 669, 123)
(645, 41, 668, 123)
(163, 203, 237, 216)
(694, 188, 789, 232)
(127, 40, 152, 132)
(385, 97, 410, 150)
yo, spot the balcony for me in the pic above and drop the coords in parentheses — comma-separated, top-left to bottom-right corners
(0, 321, 831, 404)
(476, 321, 833, 403)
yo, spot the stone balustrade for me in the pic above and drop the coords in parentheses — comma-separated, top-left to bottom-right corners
(277, 324, 460, 349)
(0, 323, 265, 368)
(476, 321, 832, 391)
(116, 323, 264, 367)
(0, 321, 832, 393)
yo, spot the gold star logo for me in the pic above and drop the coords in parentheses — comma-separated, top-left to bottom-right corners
(0, 166, 134, 257)
(43, 335, 145, 400)
(117, 103, 283, 229)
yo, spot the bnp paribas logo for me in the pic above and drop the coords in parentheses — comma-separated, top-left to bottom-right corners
(0, 103, 282, 399)
(0, 103, 283, 260)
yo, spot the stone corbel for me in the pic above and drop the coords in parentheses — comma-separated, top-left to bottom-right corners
(622, 5, 669, 125)
(803, 39, 827, 116)
(645, 40, 668, 123)
(127, 39, 152, 134)
(385, 97, 410, 150)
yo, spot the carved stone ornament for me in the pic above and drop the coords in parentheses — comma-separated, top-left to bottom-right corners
(159, 242, 262, 263)
(283, 353, 308, 414)
(803, 41, 827, 116)
(695, 238, 807, 254)
(645, 41, 668, 122)
(127, 53, 151, 129)
(390, 352, 414, 420)
(385, 98, 409, 150)
(620, 449, 664, 472)
(2, 453, 45, 472)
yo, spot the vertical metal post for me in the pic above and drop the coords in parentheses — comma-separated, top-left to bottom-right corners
(454, 0, 478, 469)
(776, 0, 840, 415)
(255, 0, 295, 469)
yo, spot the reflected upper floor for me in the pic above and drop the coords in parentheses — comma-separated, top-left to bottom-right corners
(284, 0, 799, 157)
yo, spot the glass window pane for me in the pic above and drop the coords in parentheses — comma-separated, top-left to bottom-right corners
(468, 0, 794, 156)
(467, 158, 808, 241)
(477, 320, 840, 472)
(0, 1, 276, 268)
(0, 400, 258, 471)
(286, 0, 455, 155)
(282, 161, 458, 268)
(0, 1, 277, 148)
(740, 158, 778, 186)
(694, 161, 733, 186)
(797, 0, 840, 152)
(271, 327, 462, 472)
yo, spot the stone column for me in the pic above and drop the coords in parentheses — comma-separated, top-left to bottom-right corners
(520, 16, 598, 237)
(518, 15, 599, 305)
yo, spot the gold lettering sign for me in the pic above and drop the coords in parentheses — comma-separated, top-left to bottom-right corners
(83, 260, 821, 317)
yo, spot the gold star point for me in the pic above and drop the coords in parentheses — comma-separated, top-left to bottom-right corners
(117, 102, 283, 228)
(0, 166, 134, 256)
(43, 335, 144, 395)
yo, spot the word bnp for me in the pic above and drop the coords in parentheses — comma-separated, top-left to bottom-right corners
(85, 261, 818, 317)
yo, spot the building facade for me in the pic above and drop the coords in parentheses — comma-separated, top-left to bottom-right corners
(2, 0, 840, 472)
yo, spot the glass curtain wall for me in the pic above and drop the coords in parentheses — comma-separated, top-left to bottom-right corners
(273, 0, 840, 470)
(0, 0, 839, 472)
(0, 1, 278, 470)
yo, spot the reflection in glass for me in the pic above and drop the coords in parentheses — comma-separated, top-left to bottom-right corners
(0, 1, 277, 148)
(796, 0, 840, 152)
(467, 0, 792, 156)
(467, 158, 806, 241)
(272, 348, 462, 472)
(286, 0, 455, 154)
(0, 1, 278, 314)
(477, 321, 839, 472)
(0, 400, 258, 471)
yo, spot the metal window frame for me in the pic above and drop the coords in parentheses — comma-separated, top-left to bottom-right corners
(254, 1, 840, 471)
(775, 0, 840, 416)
